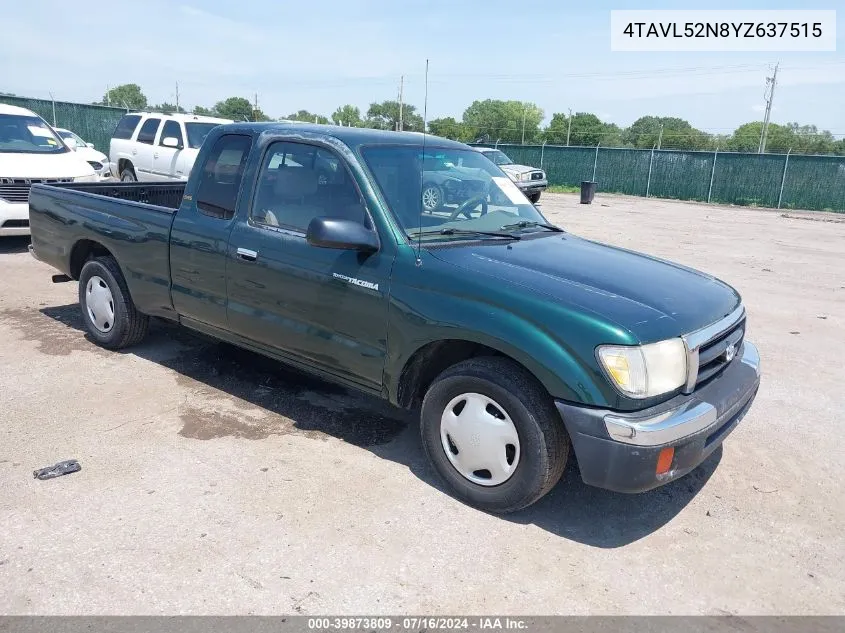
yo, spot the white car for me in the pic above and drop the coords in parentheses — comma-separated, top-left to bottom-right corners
(474, 147, 548, 203)
(0, 104, 96, 236)
(109, 112, 232, 182)
(54, 128, 111, 180)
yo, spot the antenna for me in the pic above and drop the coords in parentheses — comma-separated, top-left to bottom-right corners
(416, 59, 429, 267)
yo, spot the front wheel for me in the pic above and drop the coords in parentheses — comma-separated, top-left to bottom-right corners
(420, 357, 569, 513)
(421, 183, 443, 213)
(528, 192, 541, 204)
(120, 165, 137, 182)
(78, 256, 149, 349)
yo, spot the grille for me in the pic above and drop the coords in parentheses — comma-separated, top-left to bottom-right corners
(695, 318, 745, 388)
(530, 171, 544, 181)
(0, 178, 73, 203)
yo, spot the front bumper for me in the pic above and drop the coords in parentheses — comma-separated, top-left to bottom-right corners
(516, 178, 548, 194)
(0, 201, 30, 236)
(556, 340, 760, 493)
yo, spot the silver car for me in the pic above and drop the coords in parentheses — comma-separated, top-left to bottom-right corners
(474, 147, 547, 203)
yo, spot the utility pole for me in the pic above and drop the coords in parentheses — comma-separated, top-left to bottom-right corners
(566, 108, 572, 146)
(175, 81, 180, 112)
(253, 92, 259, 122)
(398, 75, 404, 131)
(521, 104, 527, 145)
(106, 85, 111, 107)
(759, 62, 779, 154)
(657, 124, 664, 150)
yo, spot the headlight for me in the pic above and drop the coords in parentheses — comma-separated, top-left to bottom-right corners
(87, 161, 103, 171)
(597, 338, 687, 398)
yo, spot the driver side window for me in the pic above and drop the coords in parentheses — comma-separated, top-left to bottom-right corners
(251, 142, 370, 232)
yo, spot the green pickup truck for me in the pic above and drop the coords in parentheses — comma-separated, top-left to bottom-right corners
(28, 123, 760, 513)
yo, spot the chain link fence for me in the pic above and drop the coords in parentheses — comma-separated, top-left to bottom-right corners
(1, 95, 127, 154)
(487, 144, 845, 212)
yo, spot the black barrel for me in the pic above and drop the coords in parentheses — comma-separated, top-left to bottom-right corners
(580, 181, 597, 204)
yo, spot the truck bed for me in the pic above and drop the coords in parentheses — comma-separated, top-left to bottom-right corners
(28, 182, 186, 319)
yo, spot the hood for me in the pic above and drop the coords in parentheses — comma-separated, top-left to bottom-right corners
(0, 150, 96, 179)
(500, 163, 541, 176)
(73, 146, 109, 163)
(428, 233, 740, 343)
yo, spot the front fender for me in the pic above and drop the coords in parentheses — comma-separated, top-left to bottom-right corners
(384, 253, 625, 408)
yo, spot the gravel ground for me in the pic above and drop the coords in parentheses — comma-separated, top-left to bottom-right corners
(1, 192, 843, 615)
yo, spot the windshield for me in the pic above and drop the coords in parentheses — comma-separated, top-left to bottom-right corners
(58, 130, 86, 148)
(483, 150, 513, 165)
(185, 122, 220, 149)
(361, 146, 547, 240)
(0, 114, 68, 154)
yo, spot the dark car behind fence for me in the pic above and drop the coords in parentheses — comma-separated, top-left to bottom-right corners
(476, 143, 845, 213)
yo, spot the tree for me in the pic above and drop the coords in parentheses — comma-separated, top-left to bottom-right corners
(102, 83, 147, 110)
(365, 100, 424, 132)
(331, 104, 363, 127)
(622, 116, 710, 150)
(564, 113, 611, 147)
(213, 96, 269, 122)
(285, 110, 329, 124)
(428, 117, 470, 141)
(726, 122, 795, 153)
(193, 106, 214, 116)
(152, 102, 185, 114)
(461, 100, 543, 144)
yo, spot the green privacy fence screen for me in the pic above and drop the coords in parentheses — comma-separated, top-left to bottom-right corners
(1, 95, 127, 154)
(485, 144, 845, 212)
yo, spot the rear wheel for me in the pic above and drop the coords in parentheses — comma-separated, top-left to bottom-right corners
(120, 164, 137, 182)
(420, 357, 569, 513)
(78, 256, 149, 349)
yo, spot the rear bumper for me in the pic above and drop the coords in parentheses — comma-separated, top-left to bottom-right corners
(0, 201, 30, 236)
(556, 340, 760, 493)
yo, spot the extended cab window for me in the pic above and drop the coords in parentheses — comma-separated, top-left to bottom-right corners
(112, 114, 141, 140)
(158, 120, 184, 148)
(136, 118, 161, 144)
(195, 134, 252, 220)
(251, 141, 367, 232)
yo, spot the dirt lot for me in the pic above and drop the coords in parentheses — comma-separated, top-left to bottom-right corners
(1, 193, 843, 615)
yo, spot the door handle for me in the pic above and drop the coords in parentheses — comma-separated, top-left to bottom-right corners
(153, 152, 159, 159)
(236, 247, 258, 261)
(131, 149, 137, 155)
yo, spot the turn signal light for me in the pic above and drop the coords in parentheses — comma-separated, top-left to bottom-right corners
(656, 447, 675, 475)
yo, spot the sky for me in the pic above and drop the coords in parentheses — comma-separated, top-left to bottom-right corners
(2, 0, 843, 136)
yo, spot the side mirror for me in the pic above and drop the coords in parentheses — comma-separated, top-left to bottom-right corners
(161, 136, 180, 148)
(86, 142, 95, 149)
(306, 217, 378, 253)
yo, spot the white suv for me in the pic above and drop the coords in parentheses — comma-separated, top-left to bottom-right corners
(109, 112, 232, 182)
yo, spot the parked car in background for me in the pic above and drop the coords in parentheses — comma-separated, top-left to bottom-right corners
(0, 104, 96, 236)
(474, 147, 547, 203)
(55, 128, 110, 180)
(109, 112, 232, 182)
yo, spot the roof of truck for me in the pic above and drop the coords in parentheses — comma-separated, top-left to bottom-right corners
(222, 121, 468, 150)
(0, 103, 39, 117)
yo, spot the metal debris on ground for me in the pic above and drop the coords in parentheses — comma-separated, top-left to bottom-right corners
(33, 460, 81, 480)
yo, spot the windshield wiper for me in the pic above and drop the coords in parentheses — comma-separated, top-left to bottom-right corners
(499, 220, 563, 233)
(409, 228, 521, 240)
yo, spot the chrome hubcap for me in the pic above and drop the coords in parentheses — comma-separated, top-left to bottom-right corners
(440, 392, 520, 486)
(422, 187, 440, 211)
(86, 275, 115, 333)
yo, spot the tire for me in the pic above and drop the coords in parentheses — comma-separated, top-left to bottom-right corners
(421, 183, 443, 213)
(528, 192, 541, 204)
(78, 256, 149, 349)
(420, 356, 569, 513)
(120, 164, 137, 182)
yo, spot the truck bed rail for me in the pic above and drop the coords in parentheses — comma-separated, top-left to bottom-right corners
(50, 181, 186, 209)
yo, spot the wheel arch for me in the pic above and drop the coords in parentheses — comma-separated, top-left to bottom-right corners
(69, 239, 115, 280)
